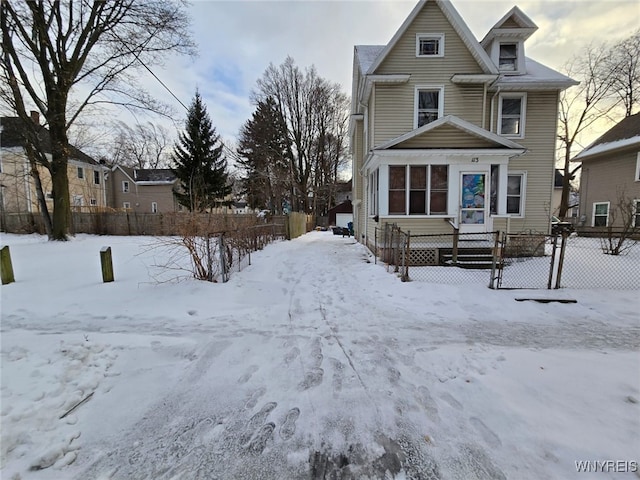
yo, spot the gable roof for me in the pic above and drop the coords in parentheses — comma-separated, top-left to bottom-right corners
(365, 0, 498, 75)
(480, 6, 538, 47)
(113, 165, 177, 184)
(573, 113, 640, 160)
(375, 115, 525, 150)
(0, 116, 98, 165)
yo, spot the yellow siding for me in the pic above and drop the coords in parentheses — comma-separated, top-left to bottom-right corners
(392, 125, 497, 149)
(501, 91, 559, 233)
(372, 1, 486, 145)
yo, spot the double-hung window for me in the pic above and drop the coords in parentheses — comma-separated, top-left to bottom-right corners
(94, 171, 100, 185)
(415, 87, 443, 128)
(634, 199, 640, 227)
(122, 181, 129, 193)
(390, 165, 448, 215)
(77, 167, 84, 179)
(499, 43, 517, 71)
(416, 34, 444, 57)
(389, 166, 407, 215)
(506, 173, 525, 216)
(499, 94, 526, 137)
(593, 202, 609, 227)
(151, 202, 158, 213)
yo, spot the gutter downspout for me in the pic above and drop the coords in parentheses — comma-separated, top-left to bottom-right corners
(482, 82, 487, 130)
(489, 86, 501, 133)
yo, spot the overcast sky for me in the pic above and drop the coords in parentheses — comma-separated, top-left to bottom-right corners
(138, 0, 638, 154)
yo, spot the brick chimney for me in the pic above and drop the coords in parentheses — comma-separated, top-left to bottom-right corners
(30, 110, 40, 125)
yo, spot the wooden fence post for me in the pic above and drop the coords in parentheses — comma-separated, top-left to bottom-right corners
(100, 246, 114, 283)
(1, 245, 15, 285)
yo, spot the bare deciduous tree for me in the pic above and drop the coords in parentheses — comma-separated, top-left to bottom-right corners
(252, 57, 350, 215)
(1, 0, 194, 239)
(557, 32, 640, 220)
(110, 121, 172, 169)
(599, 188, 639, 255)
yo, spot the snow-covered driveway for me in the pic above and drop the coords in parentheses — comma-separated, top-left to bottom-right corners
(1, 232, 638, 479)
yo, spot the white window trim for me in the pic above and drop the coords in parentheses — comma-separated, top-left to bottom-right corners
(90, 198, 97, 206)
(635, 153, 640, 181)
(368, 170, 379, 217)
(151, 201, 158, 213)
(122, 180, 129, 193)
(498, 93, 527, 138)
(633, 199, 640, 227)
(77, 166, 84, 179)
(123, 202, 131, 209)
(387, 164, 450, 216)
(592, 201, 610, 227)
(414, 85, 444, 129)
(94, 170, 101, 185)
(416, 33, 444, 58)
(506, 171, 526, 217)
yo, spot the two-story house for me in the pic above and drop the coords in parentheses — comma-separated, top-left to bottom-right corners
(1, 113, 108, 214)
(350, 0, 577, 249)
(573, 113, 640, 229)
(108, 165, 179, 213)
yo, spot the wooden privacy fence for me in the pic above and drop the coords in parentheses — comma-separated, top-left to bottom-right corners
(1, 211, 288, 237)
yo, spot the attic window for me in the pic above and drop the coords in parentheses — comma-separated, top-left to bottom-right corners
(499, 43, 517, 71)
(416, 34, 444, 57)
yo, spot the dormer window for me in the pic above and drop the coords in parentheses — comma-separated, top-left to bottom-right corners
(499, 43, 517, 71)
(416, 34, 444, 57)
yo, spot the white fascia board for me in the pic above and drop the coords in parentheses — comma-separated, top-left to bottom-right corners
(573, 136, 640, 160)
(492, 80, 578, 91)
(451, 74, 498, 84)
(363, 148, 523, 174)
(373, 148, 525, 158)
(367, 0, 498, 75)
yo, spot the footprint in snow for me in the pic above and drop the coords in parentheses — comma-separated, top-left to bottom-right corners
(244, 386, 267, 409)
(241, 402, 277, 444)
(279, 408, 300, 441)
(238, 365, 259, 384)
(298, 368, 324, 391)
(246, 422, 275, 453)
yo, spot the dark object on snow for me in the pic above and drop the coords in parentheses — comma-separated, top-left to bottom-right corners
(515, 298, 577, 304)
(332, 226, 350, 237)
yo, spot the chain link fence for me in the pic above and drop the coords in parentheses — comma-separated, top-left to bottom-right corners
(373, 224, 639, 290)
(497, 230, 639, 290)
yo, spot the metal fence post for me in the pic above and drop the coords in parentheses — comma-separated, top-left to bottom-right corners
(554, 231, 569, 289)
(218, 234, 227, 283)
(374, 227, 378, 265)
(404, 230, 411, 281)
(547, 234, 558, 289)
(489, 231, 500, 289)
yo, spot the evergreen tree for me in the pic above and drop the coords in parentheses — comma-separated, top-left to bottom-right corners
(172, 91, 231, 212)
(237, 97, 291, 213)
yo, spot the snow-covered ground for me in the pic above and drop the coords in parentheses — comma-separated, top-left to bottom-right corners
(1, 231, 638, 479)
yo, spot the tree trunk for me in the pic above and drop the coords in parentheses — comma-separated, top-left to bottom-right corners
(48, 112, 71, 240)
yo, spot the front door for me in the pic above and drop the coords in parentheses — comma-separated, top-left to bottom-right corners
(460, 172, 488, 233)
